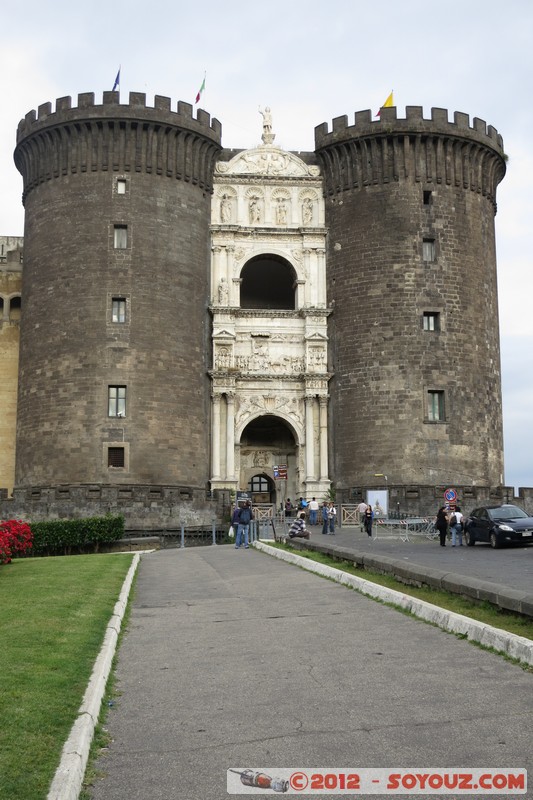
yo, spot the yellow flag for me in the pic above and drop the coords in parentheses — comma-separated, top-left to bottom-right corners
(382, 90, 394, 108)
(376, 90, 394, 117)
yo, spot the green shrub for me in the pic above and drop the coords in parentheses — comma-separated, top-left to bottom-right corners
(30, 515, 124, 556)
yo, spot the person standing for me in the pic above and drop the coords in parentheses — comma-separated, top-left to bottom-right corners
(435, 506, 449, 547)
(285, 498, 293, 518)
(321, 501, 329, 535)
(450, 506, 464, 546)
(328, 502, 337, 534)
(357, 499, 368, 531)
(308, 497, 319, 525)
(235, 500, 253, 549)
(363, 505, 373, 537)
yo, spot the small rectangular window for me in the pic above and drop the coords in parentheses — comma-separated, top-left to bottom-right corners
(117, 179, 127, 195)
(112, 297, 126, 323)
(423, 312, 440, 331)
(423, 190, 432, 205)
(422, 238, 435, 262)
(428, 390, 445, 422)
(108, 385, 126, 417)
(114, 225, 128, 249)
(108, 447, 125, 468)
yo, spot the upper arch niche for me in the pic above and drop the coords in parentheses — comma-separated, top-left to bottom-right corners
(240, 254, 296, 310)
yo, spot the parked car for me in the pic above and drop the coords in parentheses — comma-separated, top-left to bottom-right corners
(464, 504, 533, 548)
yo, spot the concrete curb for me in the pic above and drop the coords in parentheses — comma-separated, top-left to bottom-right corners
(255, 542, 533, 667)
(291, 537, 533, 617)
(47, 553, 141, 800)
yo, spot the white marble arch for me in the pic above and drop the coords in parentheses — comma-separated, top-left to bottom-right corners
(236, 409, 303, 446)
(234, 248, 304, 300)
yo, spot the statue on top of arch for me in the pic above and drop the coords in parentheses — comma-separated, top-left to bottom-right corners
(259, 106, 276, 145)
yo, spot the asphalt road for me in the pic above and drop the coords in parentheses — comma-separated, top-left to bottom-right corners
(88, 543, 533, 800)
(321, 523, 533, 596)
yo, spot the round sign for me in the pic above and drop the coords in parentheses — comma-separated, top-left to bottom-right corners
(444, 488, 457, 503)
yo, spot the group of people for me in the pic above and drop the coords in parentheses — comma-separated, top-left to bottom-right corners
(231, 501, 254, 549)
(286, 498, 337, 539)
(435, 506, 465, 547)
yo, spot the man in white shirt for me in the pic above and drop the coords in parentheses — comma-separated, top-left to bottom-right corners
(308, 497, 320, 525)
(357, 500, 368, 531)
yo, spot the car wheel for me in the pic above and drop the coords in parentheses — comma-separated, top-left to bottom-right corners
(489, 531, 500, 549)
(465, 529, 475, 546)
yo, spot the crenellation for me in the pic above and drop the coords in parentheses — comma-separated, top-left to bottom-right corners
(332, 114, 348, 131)
(473, 117, 487, 135)
(103, 90, 119, 105)
(78, 92, 95, 108)
(154, 94, 171, 112)
(177, 100, 193, 118)
(453, 111, 470, 128)
(56, 96, 71, 112)
(431, 107, 448, 125)
(38, 101, 52, 119)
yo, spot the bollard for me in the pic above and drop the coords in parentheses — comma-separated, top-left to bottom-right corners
(180, 524, 185, 549)
(212, 522, 217, 545)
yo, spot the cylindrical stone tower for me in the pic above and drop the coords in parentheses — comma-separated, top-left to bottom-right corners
(315, 106, 506, 492)
(14, 92, 221, 489)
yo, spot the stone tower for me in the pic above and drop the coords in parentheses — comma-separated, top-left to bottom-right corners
(315, 106, 506, 496)
(14, 92, 221, 489)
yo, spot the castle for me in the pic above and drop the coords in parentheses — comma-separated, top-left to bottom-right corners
(0, 91, 519, 526)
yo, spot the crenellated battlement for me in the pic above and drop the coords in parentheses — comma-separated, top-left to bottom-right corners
(315, 106, 506, 206)
(16, 91, 221, 143)
(14, 91, 223, 199)
(315, 106, 504, 153)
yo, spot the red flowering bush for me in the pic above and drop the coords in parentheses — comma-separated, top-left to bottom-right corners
(0, 520, 33, 565)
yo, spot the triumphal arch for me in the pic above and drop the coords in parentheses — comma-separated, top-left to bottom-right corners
(209, 111, 331, 508)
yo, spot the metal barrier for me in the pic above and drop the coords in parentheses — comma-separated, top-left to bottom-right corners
(371, 519, 410, 542)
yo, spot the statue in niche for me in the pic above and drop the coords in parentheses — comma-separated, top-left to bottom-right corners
(220, 194, 232, 223)
(302, 197, 313, 225)
(276, 197, 288, 225)
(249, 196, 261, 225)
(215, 346, 231, 369)
(217, 277, 228, 305)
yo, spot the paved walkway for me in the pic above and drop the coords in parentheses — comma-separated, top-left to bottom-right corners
(89, 544, 533, 800)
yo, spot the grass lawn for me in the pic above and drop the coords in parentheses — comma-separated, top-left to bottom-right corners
(0, 553, 134, 800)
(270, 542, 533, 644)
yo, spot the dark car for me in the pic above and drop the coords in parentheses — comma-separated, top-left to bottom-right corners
(464, 504, 533, 548)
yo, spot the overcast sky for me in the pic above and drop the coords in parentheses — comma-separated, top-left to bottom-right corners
(1, 0, 531, 491)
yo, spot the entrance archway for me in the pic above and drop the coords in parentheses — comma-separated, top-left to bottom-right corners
(240, 415, 298, 510)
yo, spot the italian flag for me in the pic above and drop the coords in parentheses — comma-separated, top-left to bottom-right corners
(195, 73, 206, 104)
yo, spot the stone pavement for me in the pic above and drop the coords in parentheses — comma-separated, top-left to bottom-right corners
(88, 543, 533, 800)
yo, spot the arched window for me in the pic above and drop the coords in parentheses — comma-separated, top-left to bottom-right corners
(240, 254, 296, 310)
(9, 296, 21, 322)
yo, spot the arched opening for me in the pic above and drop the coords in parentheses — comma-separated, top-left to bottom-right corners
(240, 254, 296, 310)
(9, 296, 21, 322)
(247, 473, 275, 504)
(240, 415, 298, 509)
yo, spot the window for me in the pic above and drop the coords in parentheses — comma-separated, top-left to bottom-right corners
(108, 386, 126, 417)
(113, 225, 128, 249)
(117, 179, 127, 195)
(248, 475, 270, 493)
(423, 312, 440, 331)
(108, 447, 125, 467)
(422, 238, 435, 262)
(427, 390, 445, 422)
(423, 190, 432, 205)
(112, 297, 126, 323)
